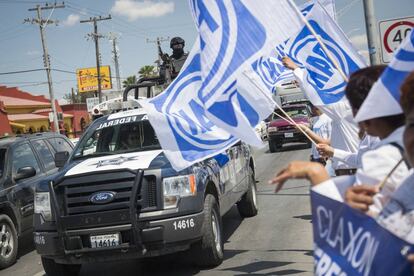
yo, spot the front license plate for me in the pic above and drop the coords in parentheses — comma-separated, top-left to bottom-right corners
(284, 133, 294, 138)
(90, 233, 120, 248)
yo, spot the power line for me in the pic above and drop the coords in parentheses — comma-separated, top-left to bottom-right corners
(0, 68, 44, 75)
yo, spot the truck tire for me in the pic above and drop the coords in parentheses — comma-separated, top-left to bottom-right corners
(237, 168, 258, 218)
(192, 194, 223, 267)
(41, 257, 81, 276)
(0, 214, 18, 269)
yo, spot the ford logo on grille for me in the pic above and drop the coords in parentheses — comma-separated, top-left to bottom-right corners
(90, 191, 116, 204)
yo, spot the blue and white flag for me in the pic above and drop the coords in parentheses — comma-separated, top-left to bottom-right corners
(355, 30, 414, 123)
(140, 39, 238, 171)
(249, 0, 336, 97)
(285, 2, 366, 106)
(190, 0, 302, 146)
(311, 191, 413, 276)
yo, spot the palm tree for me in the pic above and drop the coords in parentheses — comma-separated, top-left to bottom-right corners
(138, 65, 156, 78)
(122, 75, 137, 88)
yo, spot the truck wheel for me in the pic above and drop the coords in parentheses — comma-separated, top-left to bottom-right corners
(0, 214, 18, 269)
(237, 168, 258, 218)
(268, 140, 277, 153)
(41, 257, 81, 276)
(192, 194, 223, 267)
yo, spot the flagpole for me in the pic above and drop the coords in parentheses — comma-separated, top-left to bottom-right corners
(243, 71, 317, 146)
(287, 0, 349, 82)
(378, 158, 404, 190)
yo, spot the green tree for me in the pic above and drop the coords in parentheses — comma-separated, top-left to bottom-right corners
(138, 65, 157, 78)
(122, 75, 137, 88)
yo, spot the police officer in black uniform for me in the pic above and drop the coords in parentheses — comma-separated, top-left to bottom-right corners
(170, 37, 188, 78)
(159, 36, 189, 84)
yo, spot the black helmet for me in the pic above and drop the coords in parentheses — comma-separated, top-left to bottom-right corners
(170, 37, 185, 48)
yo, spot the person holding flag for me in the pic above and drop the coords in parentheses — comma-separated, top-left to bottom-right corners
(279, 0, 366, 175)
(270, 65, 410, 216)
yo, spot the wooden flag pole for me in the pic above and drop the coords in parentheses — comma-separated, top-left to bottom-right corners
(243, 71, 317, 146)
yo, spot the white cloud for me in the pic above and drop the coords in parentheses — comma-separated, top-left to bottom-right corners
(26, 50, 40, 56)
(62, 14, 80, 27)
(111, 0, 174, 21)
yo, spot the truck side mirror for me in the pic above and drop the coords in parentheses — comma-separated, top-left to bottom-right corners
(55, 151, 69, 168)
(14, 166, 36, 181)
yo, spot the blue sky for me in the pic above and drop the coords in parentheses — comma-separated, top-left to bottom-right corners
(0, 0, 412, 100)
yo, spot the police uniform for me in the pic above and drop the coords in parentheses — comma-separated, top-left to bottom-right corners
(171, 52, 189, 79)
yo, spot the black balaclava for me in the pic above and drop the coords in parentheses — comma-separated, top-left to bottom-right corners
(170, 37, 185, 59)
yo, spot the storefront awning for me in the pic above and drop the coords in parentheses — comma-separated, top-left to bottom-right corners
(9, 122, 26, 129)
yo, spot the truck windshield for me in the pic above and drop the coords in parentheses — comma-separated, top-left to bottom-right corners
(273, 107, 308, 120)
(0, 149, 5, 178)
(73, 120, 161, 159)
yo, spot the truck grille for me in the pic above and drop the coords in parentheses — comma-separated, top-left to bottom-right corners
(59, 171, 158, 216)
(278, 125, 295, 131)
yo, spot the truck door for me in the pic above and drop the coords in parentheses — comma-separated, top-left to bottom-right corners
(10, 143, 43, 232)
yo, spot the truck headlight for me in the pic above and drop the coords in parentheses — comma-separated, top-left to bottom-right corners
(267, 126, 278, 133)
(163, 175, 196, 209)
(34, 192, 52, 221)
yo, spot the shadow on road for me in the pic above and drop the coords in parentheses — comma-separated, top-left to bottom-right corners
(17, 232, 35, 259)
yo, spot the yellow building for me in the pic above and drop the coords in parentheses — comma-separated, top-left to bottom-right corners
(0, 86, 75, 137)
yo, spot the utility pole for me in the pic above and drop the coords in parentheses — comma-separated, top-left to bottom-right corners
(80, 15, 112, 104)
(108, 32, 122, 95)
(25, 3, 64, 133)
(362, 0, 380, 65)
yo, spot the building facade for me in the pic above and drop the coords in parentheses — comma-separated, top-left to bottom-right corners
(0, 86, 90, 138)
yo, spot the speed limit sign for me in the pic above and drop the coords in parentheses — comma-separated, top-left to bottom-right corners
(379, 16, 413, 63)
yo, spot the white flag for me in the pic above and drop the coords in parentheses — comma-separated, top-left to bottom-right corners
(140, 39, 238, 171)
(190, 0, 302, 146)
(284, 2, 366, 106)
(355, 30, 414, 122)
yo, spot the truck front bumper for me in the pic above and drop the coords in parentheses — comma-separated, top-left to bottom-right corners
(34, 211, 204, 264)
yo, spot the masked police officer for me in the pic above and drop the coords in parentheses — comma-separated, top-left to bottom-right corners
(169, 37, 188, 79)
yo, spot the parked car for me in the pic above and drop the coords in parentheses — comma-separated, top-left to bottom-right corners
(267, 103, 312, 152)
(0, 133, 73, 269)
(33, 107, 258, 275)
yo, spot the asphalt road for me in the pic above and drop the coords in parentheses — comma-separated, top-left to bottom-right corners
(0, 143, 313, 276)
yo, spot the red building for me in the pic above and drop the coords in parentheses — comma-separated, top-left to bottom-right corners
(61, 103, 89, 138)
(0, 85, 90, 138)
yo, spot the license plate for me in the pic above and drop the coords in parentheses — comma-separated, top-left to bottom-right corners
(284, 133, 294, 138)
(90, 233, 120, 248)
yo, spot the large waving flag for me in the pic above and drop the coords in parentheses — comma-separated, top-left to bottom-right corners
(285, 2, 367, 106)
(248, 0, 337, 98)
(140, 39, 238, 171)
(191, 0, 303, 146)
(355, 30, 414, 123)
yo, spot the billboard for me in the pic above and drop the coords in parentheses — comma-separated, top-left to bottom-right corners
(76, 66, 112, 93)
